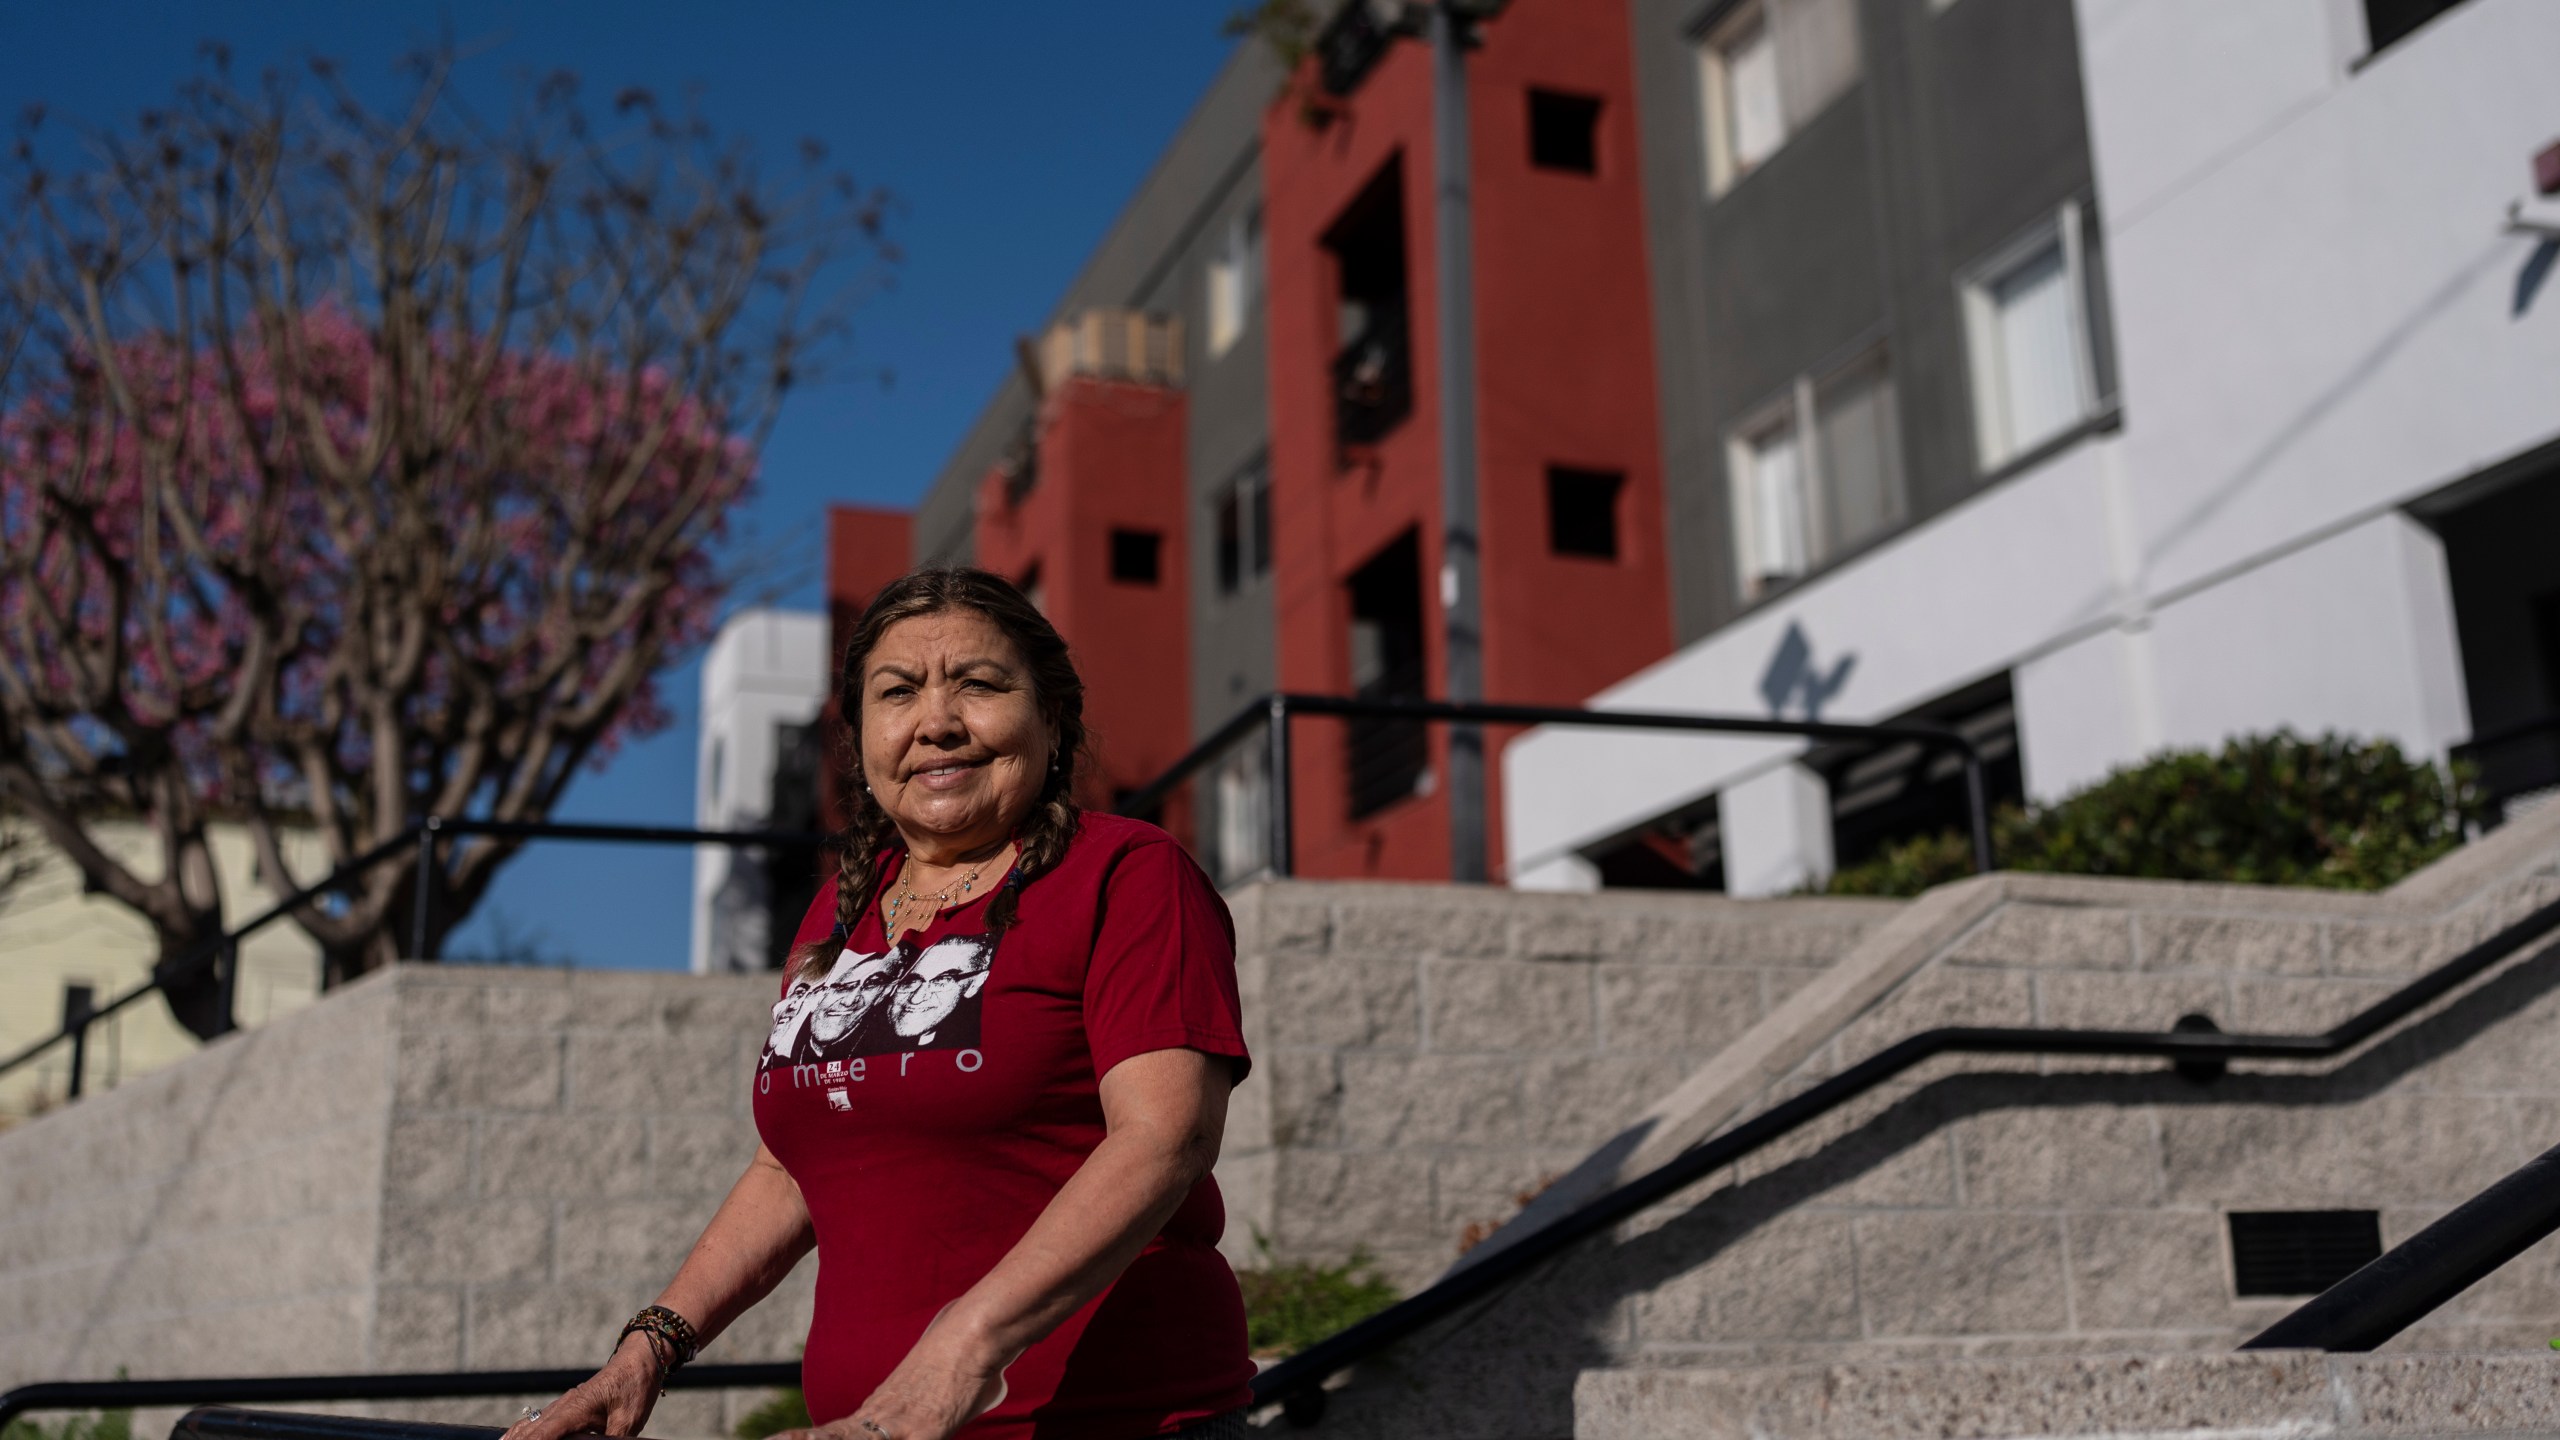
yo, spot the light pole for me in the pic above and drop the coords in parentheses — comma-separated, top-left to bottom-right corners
(1430, 0, 1489, 882)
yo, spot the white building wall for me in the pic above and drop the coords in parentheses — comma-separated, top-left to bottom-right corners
(1508, 0, 2560, 890)
(690, 609, 829, 975)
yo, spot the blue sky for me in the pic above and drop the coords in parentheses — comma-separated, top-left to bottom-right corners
(0, 3, 1244, 968)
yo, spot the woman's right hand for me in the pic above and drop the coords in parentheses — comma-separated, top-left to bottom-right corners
(503, 1334, 666, 1440)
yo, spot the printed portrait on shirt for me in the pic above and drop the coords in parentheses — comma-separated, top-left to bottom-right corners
(760, 933, 997, 1068)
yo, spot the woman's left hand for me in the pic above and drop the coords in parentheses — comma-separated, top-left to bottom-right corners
(783, 1311, 1009, 1440)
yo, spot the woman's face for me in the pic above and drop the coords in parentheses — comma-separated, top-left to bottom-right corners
(859, 608, 1057, 861)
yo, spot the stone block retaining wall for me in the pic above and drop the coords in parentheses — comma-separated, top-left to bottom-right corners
(1215, 882, 1892, 1288)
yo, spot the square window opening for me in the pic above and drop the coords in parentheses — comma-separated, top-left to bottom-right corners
(1527, 89, 1602, 174)
(1547, 466, 1624, 559)
(1109, 529, 1162, 586)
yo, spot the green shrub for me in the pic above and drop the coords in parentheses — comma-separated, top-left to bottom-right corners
(733, 1387, 812, 1440)
(1235, 1236, 1400, 1359)
(1825, 732, 2480, 899)
(4, 1411, 132, 1440)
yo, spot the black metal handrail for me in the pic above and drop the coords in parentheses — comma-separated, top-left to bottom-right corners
(2243, 1134, 2560, 1351)
(1243, 891, 2560, 1422)
(0, 1362, 799, 1432)
(0, 818, 829, 1096)
(1119, 690, 1998, 883)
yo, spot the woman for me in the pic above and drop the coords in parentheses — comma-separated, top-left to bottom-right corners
(509, 568, 1254, 1440)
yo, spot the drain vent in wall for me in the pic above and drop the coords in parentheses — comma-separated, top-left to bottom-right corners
(2228, 1210, 2383, 1296)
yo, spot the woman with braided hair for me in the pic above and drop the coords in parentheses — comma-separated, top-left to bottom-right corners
(508, 568, 1253, 1440)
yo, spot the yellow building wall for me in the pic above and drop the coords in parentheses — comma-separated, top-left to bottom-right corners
(0, 821, 329, 1122)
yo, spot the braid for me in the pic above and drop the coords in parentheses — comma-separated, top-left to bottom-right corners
(986, 780, 1083, 938)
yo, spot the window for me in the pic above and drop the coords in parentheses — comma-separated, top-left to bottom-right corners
(1108, 529, 1162, 586)
(1527, 89, 1602, 174)
(1213, 462, 1273, 597)
(1814, 355, 1904, 553)
(1212, 745, 1271, 885)
(1546, 466, 1624, 559)
(1206, 207, 1264, 360)
(1345, 530, 1429, 818)
(1961, 199, 2113, 471)
(2362, 0, 2468, 58)
(1325, 160, 1413, 450)
(1727, 350, 1906, 599)
(1697, 0, 1861, 195)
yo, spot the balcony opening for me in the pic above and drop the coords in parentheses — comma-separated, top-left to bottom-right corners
(1109, 528, 1162, 586)
(1324, 158, 1413, 452)
(2361, 0, 2467, 58)
(1527, 89, 1602, 174)
(1345, 529, 1429, 819)
(1585, 797, 1726, 891)
(1547, 466, 1623, 559)
(2229, 1211, 2382, 1296)
(1808, 671, 2024, 873)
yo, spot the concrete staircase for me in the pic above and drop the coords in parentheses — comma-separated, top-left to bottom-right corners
(1280, 802, 2560, 1439)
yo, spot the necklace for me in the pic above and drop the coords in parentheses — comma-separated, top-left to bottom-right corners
(882, 845, 1012, 932)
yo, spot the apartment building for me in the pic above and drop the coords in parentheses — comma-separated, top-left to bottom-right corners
(1509, 0, 2557, 892)
(804, 0, 2554, 899)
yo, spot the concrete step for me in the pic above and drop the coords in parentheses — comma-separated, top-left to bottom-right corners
(1574, 1351, 2560, 1440)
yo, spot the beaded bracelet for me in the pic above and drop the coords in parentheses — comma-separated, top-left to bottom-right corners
(618, 1304, 700, 1378)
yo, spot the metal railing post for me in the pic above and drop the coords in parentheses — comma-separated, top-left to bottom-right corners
(408, 819, 440, 961)
(1266, 695, 1294, 879)
(63, 993, 93, 1101)
(214, 937, 240, 1038)
(1961, 746, 1995, 874)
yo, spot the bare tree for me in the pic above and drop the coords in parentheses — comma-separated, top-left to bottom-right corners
(0, 47, 890, 1032)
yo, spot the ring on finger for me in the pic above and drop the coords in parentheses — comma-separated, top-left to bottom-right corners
(519, 1408, 543, 1424)
(858, 1421, 892, 1440)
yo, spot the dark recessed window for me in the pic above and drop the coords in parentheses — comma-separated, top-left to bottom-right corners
(1214, 490, 1242, 596)
(1527, 89, 1602, 174)
(1248, 468, 1273, 578)
(1345, 530, 1429, 819)
(2228, 1210, 2383, 1297)
(1547, 466, 1623, 559)
(1109, 529, 1162, 586)
(2361, 0, 2467, 58)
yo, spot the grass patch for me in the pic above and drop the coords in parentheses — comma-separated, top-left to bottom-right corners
(4, 1412, 132, 1440)
(733, 1387, 812, 1440)
(1236, 1238, 1400, 1359)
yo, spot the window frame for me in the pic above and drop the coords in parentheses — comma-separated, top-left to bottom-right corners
(1694, 0, 1863, 198)
(1958, 198, 2102, 474)
(1725, 345, 1906, 602)
(1726, 382, 1817, 600)
(1204, 207, 1264, 361)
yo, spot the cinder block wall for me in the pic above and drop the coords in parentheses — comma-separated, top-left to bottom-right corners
(365, 967, 806, 1436)
(1216, 884, 1893, 1288)
(1302, 806, 2560, 1440)
(0, 965, 805, 1438)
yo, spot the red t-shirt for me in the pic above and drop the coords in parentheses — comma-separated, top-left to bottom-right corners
(753, 813, 1255, 1439)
